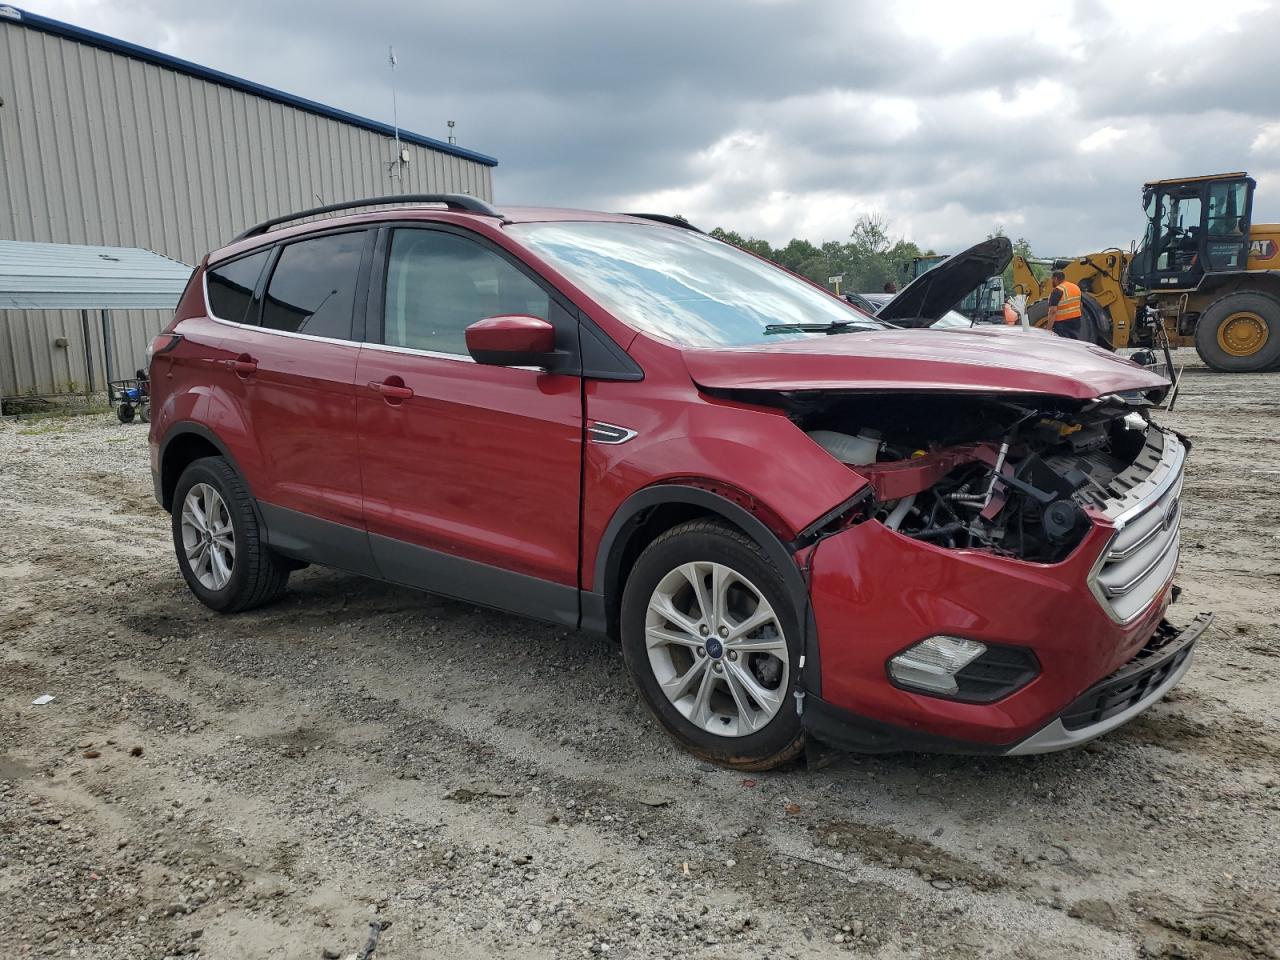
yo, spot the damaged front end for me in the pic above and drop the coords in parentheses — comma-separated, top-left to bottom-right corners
(748, 386, 1204, 752)
(785, 390, 1178, 565)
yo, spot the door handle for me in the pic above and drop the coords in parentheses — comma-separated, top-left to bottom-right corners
(225, 356, 258, 376)
(369, 380, 414, 401)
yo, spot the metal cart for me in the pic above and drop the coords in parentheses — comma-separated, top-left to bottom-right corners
(108, 370, 150, 424)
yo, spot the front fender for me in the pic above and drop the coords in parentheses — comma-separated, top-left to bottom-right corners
(583, 399, 866, 583)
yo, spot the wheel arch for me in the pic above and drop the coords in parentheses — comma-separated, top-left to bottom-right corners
(584, 482, 821, 696)
(158, 422, 250, 511)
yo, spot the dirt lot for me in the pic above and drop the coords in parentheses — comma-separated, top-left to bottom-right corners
(2, 365, 1278, 960)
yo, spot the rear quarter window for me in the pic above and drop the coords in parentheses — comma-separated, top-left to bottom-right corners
(206, 250, 270, 324)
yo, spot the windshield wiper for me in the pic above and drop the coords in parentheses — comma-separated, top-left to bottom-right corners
(762, 320, 882, 336)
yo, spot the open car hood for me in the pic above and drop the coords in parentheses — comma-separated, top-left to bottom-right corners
(682, 326, 1170, 401)
(877, 236, 1012, 325)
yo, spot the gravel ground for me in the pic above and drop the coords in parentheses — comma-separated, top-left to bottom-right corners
(2, 363, 1278, 960)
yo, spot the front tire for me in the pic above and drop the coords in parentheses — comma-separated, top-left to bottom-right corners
(620, 519, 803, 770)
(1193, 290, 1280, 372)
(171, 457, 289, 613)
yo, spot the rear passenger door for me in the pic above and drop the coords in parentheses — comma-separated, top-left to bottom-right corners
(355, 225, 582, 624)
(206, 229, 376, 570)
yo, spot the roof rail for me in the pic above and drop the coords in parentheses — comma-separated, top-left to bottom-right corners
(234, 193, 505, 241)
(622, 213, 703, 233)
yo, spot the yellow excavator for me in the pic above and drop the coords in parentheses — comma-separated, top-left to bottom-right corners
(1011, 172, 1280, 372)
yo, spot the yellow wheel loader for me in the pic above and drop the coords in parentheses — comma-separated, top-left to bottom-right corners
(1012, 172, 1280, 372)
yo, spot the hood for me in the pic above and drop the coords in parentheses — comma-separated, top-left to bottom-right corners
(681, 326, 1170, 401)
(877, 237, 1012, 325)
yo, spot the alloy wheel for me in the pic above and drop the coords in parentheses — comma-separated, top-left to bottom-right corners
(181, 483, 235, 590)
(645, 561, 789, 737)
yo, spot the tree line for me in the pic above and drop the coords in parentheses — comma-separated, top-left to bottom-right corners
(708, 214, 1040, 293)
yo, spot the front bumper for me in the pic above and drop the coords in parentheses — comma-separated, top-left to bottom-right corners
(799, 421, 1198, 754)
(805, 516, 1176, 746)
(1006, 612, 1206, 754)
(802, 613, 1209, 755)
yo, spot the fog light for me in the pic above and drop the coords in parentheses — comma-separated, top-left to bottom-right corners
(889, 636, 987, 696)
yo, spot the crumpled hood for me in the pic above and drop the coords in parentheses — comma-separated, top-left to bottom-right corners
(682, 326, 1170, 400)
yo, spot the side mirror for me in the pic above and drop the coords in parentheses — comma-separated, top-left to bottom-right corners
(465, 315, 557, 367)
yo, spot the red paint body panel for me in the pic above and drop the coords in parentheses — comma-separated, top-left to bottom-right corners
(201, 324, 364, 528)
(579, 338, 866, 592)
(682, 328, 1170, 399)
(807, 521, 1171, 745)
(860, 445, 991, 500)
(355, 349, 581, 585)
(148, 280, 221, 474)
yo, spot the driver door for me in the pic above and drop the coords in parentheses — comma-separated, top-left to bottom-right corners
(1203, 178, 1254, 272)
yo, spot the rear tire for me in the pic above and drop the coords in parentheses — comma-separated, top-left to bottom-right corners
(1081, 296, 1113, 350)
(620, 519, 803, 771)
(171, 456, 290, 613)
(1193, 290, 1280, 372)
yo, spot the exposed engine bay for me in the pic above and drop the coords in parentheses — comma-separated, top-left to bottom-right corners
(787, 392, 1166, 562)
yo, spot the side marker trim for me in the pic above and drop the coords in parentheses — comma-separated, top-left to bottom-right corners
(588, 422, 638, 445)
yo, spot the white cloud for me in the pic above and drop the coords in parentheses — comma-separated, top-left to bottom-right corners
(1251, 123, 1280, 155)
(1079, 126, 1126, 153)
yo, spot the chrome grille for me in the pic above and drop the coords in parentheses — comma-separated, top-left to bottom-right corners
(1089, 429, 1186, 623)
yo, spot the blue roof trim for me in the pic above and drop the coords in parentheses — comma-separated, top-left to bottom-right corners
(3, 5, 499, 168)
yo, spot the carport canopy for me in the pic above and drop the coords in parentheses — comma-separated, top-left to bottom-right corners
(0, 239, 191, 310)
(0, 240, 192, 396)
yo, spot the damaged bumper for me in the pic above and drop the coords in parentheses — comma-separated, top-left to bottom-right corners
(1007, 613, 1207, 753)
(802, 613, 1208, 755)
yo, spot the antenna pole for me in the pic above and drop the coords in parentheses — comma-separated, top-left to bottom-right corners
(388, 46, 402, 188)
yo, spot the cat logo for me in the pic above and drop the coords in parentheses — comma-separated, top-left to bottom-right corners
(1249, 238, 1277, 260)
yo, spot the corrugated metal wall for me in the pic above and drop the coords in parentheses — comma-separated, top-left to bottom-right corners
(0, 18, 494, 398)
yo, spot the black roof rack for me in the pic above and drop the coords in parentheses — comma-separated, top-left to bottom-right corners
(622, 213, 703, 233)
(233, 193, 505, 241)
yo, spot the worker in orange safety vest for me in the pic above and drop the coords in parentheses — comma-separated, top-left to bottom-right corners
(1046, 270, 1083, 339)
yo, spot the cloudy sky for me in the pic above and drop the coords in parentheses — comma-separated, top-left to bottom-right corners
(24, 0, 1280, 254)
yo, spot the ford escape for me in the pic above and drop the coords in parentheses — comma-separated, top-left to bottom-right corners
(148, 195, 1209, 769)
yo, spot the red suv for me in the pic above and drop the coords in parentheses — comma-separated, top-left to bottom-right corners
(148, 195, 1209, 769)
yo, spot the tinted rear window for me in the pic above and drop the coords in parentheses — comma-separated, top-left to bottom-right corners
(261, 231, 366, 338)
(206, 250, 269, 324)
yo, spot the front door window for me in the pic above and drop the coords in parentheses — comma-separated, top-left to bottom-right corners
(383, 230, 552, 355)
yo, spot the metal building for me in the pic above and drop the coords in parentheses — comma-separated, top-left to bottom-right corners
(0, 5, 498, 400)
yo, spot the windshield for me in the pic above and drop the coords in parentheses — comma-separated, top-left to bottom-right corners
(507, 221, 883, 347)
